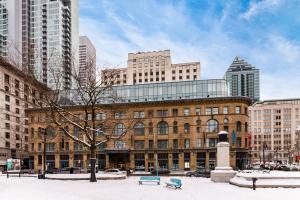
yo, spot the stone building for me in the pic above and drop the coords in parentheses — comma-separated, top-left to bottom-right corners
(0, 58, 47, 170)
(249, 99, 300, 163)
(27, 96, 250, 172)
(101, 50, 200, 86)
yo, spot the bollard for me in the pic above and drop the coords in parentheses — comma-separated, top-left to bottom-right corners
(252, 178, 258, 190)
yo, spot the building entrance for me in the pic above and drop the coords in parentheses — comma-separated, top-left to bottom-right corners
(109, 153, 129, 170)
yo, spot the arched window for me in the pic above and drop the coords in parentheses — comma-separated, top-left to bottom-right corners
(148, 122, 153, 134)
(224, 118, 229, 125)
(245, 122, 248, 132)
(236, 121, 242, 132)
(114, 123, 125, 136)
(173, 121, 178, 134)
(184, 123, 190, 133)
(207, 119, 219, 132)
(224, 118, 229, 132)
(157, 121, 168, 135)
(134, 123, 145, 135)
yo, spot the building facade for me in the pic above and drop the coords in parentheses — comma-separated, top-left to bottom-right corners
(79, 36, 96, 87)
(27, 96, 251, 172)
(101, 50, 201, 86)
(249, 99, 300, 163)
(0, 0, 79, 89)
(0, 58, 47, 170)
(225, 57, 260, 103)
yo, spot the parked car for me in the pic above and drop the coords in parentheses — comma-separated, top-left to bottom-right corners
(277, 165, 290, 171)
(151, 168, 170, 175)
(186, 168, 211, 178)
(46, 168, 59, 174)
(104, 169, 125, 175)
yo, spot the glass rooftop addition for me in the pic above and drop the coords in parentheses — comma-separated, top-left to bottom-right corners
(61, 79, 228, 105)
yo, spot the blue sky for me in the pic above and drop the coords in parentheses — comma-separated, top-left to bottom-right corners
(79, 0, 300, 100)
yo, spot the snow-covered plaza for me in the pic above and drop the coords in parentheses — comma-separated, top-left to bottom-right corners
(1, 175, 300, 200)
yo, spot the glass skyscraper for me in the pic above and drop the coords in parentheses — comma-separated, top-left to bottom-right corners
(225, 57, 260, 103)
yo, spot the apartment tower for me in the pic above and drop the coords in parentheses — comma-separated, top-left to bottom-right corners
(79, 36, 96, 87)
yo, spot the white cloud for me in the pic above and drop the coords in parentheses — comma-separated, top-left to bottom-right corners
(79, 0, 300, 100)
(240, 0, 283, 20)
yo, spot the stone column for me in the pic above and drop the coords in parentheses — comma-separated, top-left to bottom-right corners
(83, 153, 88, 169)
(130, 152, 135, 170)
(145, 153, 149, 172)
(205, 152, 209, 169)
(190, 152, 197, 170)
(179, 152, 184, 170)
(69, 152, 74, 168)
(55, 153, 60, 169)
(168, 153, 173, 170)
(105, 154, 110, 169)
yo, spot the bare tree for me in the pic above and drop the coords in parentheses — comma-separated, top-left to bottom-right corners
(32, 55, 134, 182)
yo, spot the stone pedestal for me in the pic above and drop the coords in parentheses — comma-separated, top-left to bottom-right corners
(211, 142, 236, 183)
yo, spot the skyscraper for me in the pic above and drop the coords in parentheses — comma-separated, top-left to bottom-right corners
(225, 57, 260, 103)
(0, 0, 79, 89)
(79, 36, 96, 87)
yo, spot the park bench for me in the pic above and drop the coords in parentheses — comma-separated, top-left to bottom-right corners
(166, 178, 182, 189)
(138, 176, 160, 185)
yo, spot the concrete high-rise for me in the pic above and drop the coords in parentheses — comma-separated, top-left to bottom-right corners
(79, 36, 96, 87)
(225, 57, 260, 103)
(101, 50, 201, 86)
(0, 0, 79, 89)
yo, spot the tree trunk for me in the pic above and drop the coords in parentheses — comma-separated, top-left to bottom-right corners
(90, 145, 97, 182)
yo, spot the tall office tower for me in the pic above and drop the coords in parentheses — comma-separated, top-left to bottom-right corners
(79, 36, 96, 87)
(225, 57, 260, 103)
(249, 99, 300, 163)
(0, 0, 22, 67)
(0, 0, 79, 89)
(101, 50, 201, 86)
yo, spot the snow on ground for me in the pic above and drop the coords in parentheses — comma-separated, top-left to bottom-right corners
(1, 176, 300, 200)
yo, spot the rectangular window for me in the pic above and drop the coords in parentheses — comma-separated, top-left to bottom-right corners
(223, 106, 228, 114)
(196, 139, 202, 148)
(205, 108, 212, 115)
(172, 109, 178, 117)
(212, 107, 219, 115)
(5, 104, 10, 111)
(134, 140, 145, 149)
(157, 110, 168, 117)
(235, 106, 241, 114)
(133, 111, 145, 119)
(5, 95, 10, 102)
(173, 139, 178, 149)
(183, 108, 190, 116)
(114, 111, 125, 119)
(157, 140, 168, 149)
(195, 107, 201, 115)
(5, 114, 10, 120)
(148, 140, 154, 149)
(184, 139, 190, 148)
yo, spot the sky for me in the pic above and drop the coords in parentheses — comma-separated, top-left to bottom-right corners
(79, 0, 300, 100)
